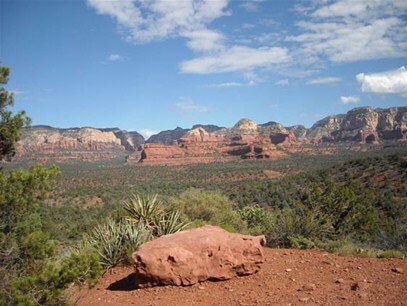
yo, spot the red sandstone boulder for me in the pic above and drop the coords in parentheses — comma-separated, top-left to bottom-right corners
(132, 225, 266, 288)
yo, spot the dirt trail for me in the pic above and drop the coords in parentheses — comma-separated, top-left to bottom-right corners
(76, 248, 406, 306)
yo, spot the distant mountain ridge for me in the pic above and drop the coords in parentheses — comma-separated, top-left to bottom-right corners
(147, 106, 406, 144)
(10, 106, 407, 163)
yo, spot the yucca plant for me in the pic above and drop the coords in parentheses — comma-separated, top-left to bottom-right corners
(156, 210, 189, 237)
(86, 219, 152, 269)
(123, 194, 164, 227)
(124, 193, 189, 237)
(86, 220, 126, 269)
(122, 219, 151, 249)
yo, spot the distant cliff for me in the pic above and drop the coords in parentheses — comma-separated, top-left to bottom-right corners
(10, 106, 407, 164)
(146, 124, 224, 145)
(13, 126, 144, 163)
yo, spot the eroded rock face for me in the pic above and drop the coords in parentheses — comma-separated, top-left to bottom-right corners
(307, 106, 406, 142)
(132, 225, 266, 288)
(13, 126, 144, 163)
(11, 106, 406, 165)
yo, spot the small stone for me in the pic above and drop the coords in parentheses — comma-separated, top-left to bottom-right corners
(285, 268, 292, 272)
(299, 297, 310, 302)
(392, 268, 403, 274)
(303, 283, 316, 291)
(290, 278, 295, 282)
(335, 278, 344, 284)
(198, 286, 205, 290)
(351, 282, 359, 291)
(357, 266, 362, 270)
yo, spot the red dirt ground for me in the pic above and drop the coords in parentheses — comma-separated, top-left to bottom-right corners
(75, 248, 406, 306)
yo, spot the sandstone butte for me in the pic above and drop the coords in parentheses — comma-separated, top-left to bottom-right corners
(11, 106, 407, 164)
(132, 225, 266, 288)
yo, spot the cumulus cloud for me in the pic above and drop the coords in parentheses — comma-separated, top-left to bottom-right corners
(108, 54, 122, 61)
(340, 96, 360, 104)
(87, 0, 229, 52)
(356, 66, 407, 97)
(180, 46, 290, 74)
(175, 98, 210, 112)
(239, 1, 262, 12)
(139, 128, 159, 139)
(288, 0, 407, 63)
(184, 29, 225, 52)
(88, 0, 290, 77)
(306, 77, 342, 85)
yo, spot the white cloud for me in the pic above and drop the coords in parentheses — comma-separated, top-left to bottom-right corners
(312, 0, 407, 19)
(183, 29, 225, 52)
(288, 0, 407, 63)
(240, 1, 260, 12)
(356, 66, 407, 97)
(259, 18, 278, 27)
(242, 23, 255, 29)
(340, 96, 360, 104)
(255, 33, 280, 44)
(275, 79, 289, 86)
(108, 54, 122, 61)
(87, 0, 229, 52)
(206, 80, 255, 88)
(139, 128, 159, 139)
(175, 98, 210, 112)
(180, 45, 290, 74)
(306, 77, 342, 85)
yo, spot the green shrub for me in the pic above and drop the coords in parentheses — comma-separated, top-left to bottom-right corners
(168, 188, 246, 233)
(288, 235, 315, 250)
(317, 238, 359, 256)
(10, 250, 102, 306)
(58, 251, 102, 287)
(378, 249, 405, 259)
(238, 205, 273, 236)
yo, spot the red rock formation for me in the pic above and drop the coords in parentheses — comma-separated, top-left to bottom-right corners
(359, 130, 380, 144)
(133, 225, 265, 288)
(134, 128, 292, 165)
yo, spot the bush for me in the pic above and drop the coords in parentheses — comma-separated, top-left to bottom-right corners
(316, 238, 359, 256)
(168, 188, 246, 233)
(238, 205, 273, 236)
(288, 235, 315, 250)
(378, 249, 405, 259)
(10, 250, 102, 305)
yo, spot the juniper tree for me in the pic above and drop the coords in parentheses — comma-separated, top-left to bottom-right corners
(0, 64, 31, 161)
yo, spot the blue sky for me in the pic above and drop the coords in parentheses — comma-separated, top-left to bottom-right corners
(1, 0, 406, 138)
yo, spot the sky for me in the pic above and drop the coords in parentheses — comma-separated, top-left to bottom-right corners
(1, 0, 406, 138)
